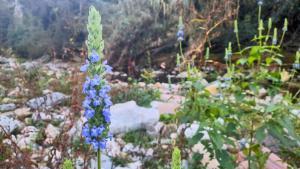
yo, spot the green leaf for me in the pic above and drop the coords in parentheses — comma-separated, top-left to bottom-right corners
(255, 127, 267, 144)
(237, 58, 248, 65)
(209, 130, 223, 150)
(272, 58, 282, 65)
(215, 150, 236, 169)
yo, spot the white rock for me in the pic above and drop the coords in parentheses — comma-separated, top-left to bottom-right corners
(272, 94, 283, 104)
(147, 122, 164, 137)
(68, 118, 84, 138)
(32, 112, 52, 121)
(170, 133, 178, 140)
(258, 88, 267, 97)
(0, 103, 16, 112)
(123, 143, 134, 153)
(145, 148, 154, 157)
(0, 116, 23, 134)
(52, 113, 65, 121)
(110, 101, 159, 134)
(177, 124, 187, 134)
(192, 142, 206, 153)
(26, 92, 69, 109)
(106, 139, 121, 157)
(45, 124, 60, 140)
(184, 122, 200, 138)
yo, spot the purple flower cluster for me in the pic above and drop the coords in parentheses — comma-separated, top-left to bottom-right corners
(80, 51, 113, 150)
(177, 27, 184, 42)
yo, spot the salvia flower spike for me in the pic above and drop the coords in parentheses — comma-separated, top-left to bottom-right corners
(234, 20, 238, 33)
(272, 28, 278, 45)
(268, 18, 272, 30)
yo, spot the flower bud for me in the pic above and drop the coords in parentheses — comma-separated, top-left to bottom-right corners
(234, 20, 238, 33)
(258, 19, 264, 31)
(205, 47, 210, 60)
(282, 18, 288, 31)
(272, 28, 277, 45)
(268, 18, 272, 30)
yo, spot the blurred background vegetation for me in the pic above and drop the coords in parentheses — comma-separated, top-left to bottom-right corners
(0, 0, 299, 70)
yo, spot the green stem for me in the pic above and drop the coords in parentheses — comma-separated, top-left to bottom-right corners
(264, 28, 271, 45)
(279, 31, 286, 47)
(179, 41, 183, 58)
(248, 121, 254, 169)
(258, 6, 261, 24)
(97, 149, 101, 169)
(235, 32, 242, 53)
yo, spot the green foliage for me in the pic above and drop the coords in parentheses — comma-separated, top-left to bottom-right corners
(111, 83, 160, 107)
(177, 4, 300, 168)
(62, 159, 74, 169)
(111, 156, 132, 167)
(171, 147, 181, 169)
(35, 129, 46, 145)
(159, 114, 176, 124)
(122, 129, 153, 148)
(72, 137, 90, 153)
(0, 135, 12, 162)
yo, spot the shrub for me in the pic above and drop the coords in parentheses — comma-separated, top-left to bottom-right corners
(111, 83, 160, 107)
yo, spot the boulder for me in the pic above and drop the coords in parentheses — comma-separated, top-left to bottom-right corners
(26, 92, 69, 109)
(0, 103, 16, 112)
(110, 101, 159, 134)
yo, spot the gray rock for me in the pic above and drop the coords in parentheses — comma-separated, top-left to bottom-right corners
(16, 126, 39, 149)
(110, 101, 160, 134)
(26, 92, 69, 109)
(15, 107, 32, 118)
(0, 103, 16, 112)
(0, 56, 10, 64)
(0, 116, 22, 134)
(21, 61, 38, 70)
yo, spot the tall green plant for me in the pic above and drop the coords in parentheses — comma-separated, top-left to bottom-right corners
(62, 159, 74, 169)
(171, 147, 181, 169)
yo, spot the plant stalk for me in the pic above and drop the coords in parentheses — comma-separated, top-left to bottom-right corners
(248, 121, 254, 169)
(97, 149, 101, 169)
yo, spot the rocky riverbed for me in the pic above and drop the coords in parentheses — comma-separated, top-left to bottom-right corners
(0, 56, 298, 169)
